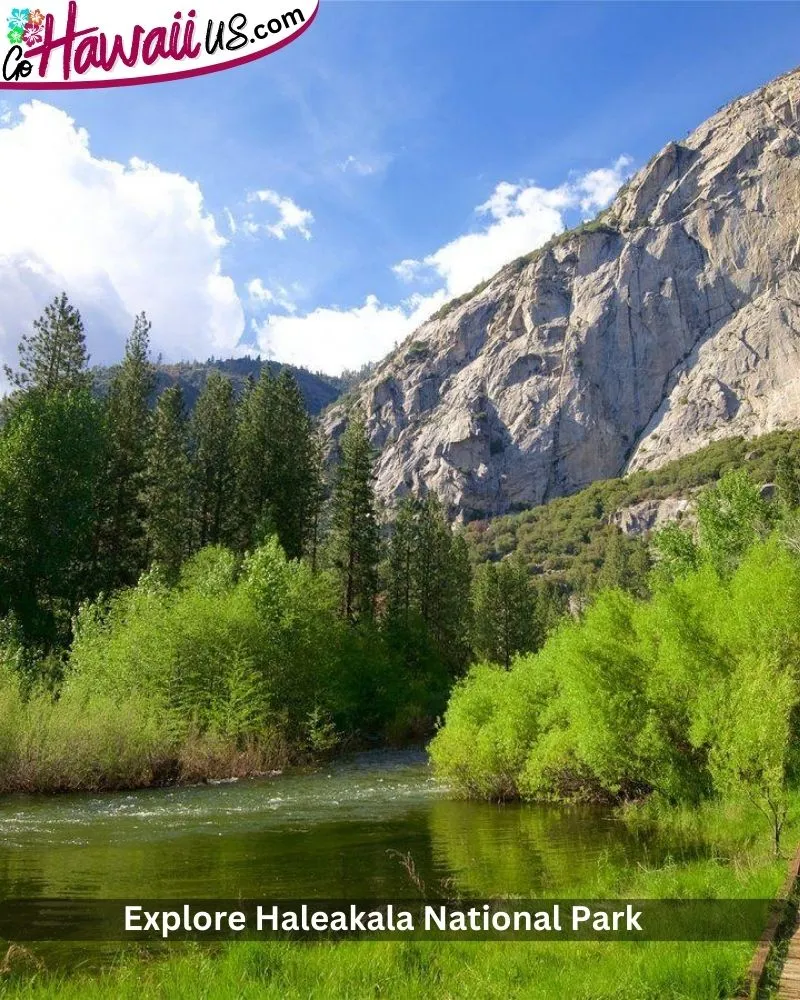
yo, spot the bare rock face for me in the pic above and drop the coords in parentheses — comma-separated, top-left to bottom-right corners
(610, 496, 695, 538)
(325, 69, 800, 520)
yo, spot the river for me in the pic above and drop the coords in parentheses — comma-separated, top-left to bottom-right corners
(0, 750, 707, 905)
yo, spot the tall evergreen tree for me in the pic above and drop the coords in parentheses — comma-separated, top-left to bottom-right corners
(305, 429, 326, 572)
(441, 533, 473, 675)
(267, 369, 322, 560)
(596, 528, 651, 597)
(4, 293, 90, 393)
(385, 494, 472, 676)
(0, 389, 105, 644)
(329, 412, 380, 623)
(143, 386, 193, 575)
(95, 314, 156, 588)
(190, 372, 237, 548)
(531, 578, 566, 649)
(234, 370, 275, 550)
(386, 497, 417, 633)
(413, 495, 472, 674)
(472, 556, 535, 669)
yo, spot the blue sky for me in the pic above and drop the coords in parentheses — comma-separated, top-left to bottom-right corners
(1, 1, 800, 377)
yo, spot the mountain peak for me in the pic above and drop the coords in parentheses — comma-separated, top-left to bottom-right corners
(325, 68, 800, 520)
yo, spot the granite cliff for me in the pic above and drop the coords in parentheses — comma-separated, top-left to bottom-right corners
(326, 68, 800, 519)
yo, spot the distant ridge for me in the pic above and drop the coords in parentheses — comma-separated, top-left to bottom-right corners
(94, 356, 344, 417)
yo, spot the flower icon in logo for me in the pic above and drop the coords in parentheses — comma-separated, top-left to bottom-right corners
(6, 25, 23, 44)
(27, 7, 43, 25)
(22, 20, 41, 44)
(6, 7, 30, 31)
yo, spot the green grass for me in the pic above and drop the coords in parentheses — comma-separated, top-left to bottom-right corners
(0, 939, 763, 1000)
(1, 798, 795, 1000)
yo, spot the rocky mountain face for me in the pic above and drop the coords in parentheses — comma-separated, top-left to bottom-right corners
(326, 68, 800, 520)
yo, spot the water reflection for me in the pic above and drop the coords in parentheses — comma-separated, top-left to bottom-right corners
(0, 753, 708, 904)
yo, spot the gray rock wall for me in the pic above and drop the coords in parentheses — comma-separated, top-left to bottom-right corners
(325, 69, 800, 520)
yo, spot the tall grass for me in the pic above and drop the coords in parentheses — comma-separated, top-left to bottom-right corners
(0, 939, 760, 1000)
(0, 671, 288, 794)
(0, 538, 427, 795)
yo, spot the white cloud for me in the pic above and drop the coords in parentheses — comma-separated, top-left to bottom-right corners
(414, 156, 634, 299)
(251, 156, 632, 375)
(576, 156, 633, 214)
(339, 154, 390, 177)
(476, 181, 524, 220)
(0, 101, 244, 382)
(245, 189, 314, 241)
(253, 291, 448, 374)
(392, 259, 424, 283)
(247, 278, 274, 304)
(247, 278, 297, 315)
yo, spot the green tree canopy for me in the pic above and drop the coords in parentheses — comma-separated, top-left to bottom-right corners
(96, 313, 157, 589)
(0, 389, 105, 644)
(472, 556, 535, 670)
(4, 293, 91, 394)
(191, 372, 237, 548)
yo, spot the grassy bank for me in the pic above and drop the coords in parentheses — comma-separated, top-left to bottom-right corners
(0, 798, 794, 1000)
(0, 939, 766, 1000)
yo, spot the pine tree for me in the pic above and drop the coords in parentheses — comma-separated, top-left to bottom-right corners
(386, 497, 417, 632)
(442, 532, 473, 675)
(4, 293, 91, 393)
(233, 367, 323, 560)
(530, 578, 566, 650)
(595, 527, 651, 598)
(143, 386, 193, 575)
(96, 314, 156, 588)
(413, 495, 471, 674)
(191, 372, 237, 548)
(384, 494, 472, 676)
(329, 412, 380, 623)
(266, 370, 321, 560)
(597, 527, 630, 592)
(472, 556, 534, 669)
(234, 370, 274, 550)
(472, 562, 501, 663)
(0, 389, 106, 645)
(305, 429, 326, 571)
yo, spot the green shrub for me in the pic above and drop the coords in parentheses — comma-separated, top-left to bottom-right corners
(433, 532, 800, 840)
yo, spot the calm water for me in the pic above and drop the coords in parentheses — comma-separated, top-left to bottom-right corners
(0, 751, 706, 904)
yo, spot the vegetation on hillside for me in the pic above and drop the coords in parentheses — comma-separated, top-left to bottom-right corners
(466, 428, 800, 592)
(4, 293, 800, 809)
(92, 356, 343, 417)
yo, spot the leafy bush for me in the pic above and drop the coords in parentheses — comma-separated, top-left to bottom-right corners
(0, 530, 457, 792)
(432, 532, 800, 853)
